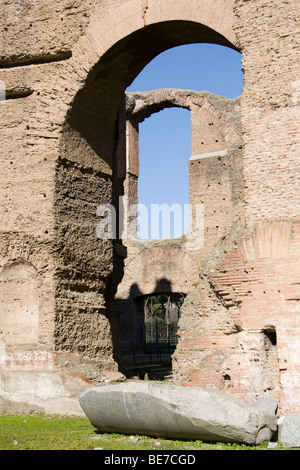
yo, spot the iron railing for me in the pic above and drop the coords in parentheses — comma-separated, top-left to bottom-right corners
(145, 319, 178, 353)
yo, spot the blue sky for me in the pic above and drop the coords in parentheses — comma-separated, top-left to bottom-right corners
(126, 43, 243, 239)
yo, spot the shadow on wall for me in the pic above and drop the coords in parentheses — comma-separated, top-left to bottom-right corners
(129, 278, 173, 298)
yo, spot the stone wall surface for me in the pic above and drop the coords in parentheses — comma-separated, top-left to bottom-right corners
(0, 0, 298, 417)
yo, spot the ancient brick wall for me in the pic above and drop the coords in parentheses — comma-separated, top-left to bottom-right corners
(173, 0, 300, 414)
(0, 0, 298, 415)
(234, 0, 300, 223)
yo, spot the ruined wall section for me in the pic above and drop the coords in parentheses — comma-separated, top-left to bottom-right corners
(0, 0, 298, 416)
(189, 94, 243, 257)
(0, 60, 72, 375)
(115, 89, 242, 356)
(173, 0, 300, 414)
(1, 0, 241, 410)
(232, 0, 300, 413)
(189, 149, 244, 256)
(119, 90, 242, 286)
(0, 0, 124, 377)
(0, 235, 56, 372)
(53, 64, 126, 371)
(175, 220, 300, 413)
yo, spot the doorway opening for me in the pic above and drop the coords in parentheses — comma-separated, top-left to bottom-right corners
(143, 292, 185, 354)
(120, 292, 186, 381)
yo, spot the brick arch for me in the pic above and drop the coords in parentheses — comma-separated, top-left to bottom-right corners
(126, 89, 241, 147)
(55, 0, 240, 365)
(67, 0, 239, 118)
(81, 0, 238, 70)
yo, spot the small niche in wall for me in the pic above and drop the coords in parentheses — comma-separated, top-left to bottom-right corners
(262, 326, 280, 396)
(222, 373, 231, 390)
(0, 261, 39, 345)
(263, 328, 277, 347)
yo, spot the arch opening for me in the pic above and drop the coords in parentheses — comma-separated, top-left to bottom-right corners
(126, 43, 243, 241)
(57, 17, 242, 373)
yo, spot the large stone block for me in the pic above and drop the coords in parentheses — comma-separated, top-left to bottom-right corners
(279, 414, 300, 448)
(79, 382, 277, 445)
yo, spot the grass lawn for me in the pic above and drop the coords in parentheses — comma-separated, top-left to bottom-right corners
(0, 413, 290, 451)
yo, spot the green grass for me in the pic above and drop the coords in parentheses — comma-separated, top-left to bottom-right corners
(0, 413, 290, 451)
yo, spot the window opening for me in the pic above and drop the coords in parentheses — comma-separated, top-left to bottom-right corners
(127, 43, 243, 241)
(137, 107, 191, 240)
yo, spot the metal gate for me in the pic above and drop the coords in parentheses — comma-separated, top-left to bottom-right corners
(143, 293, 185, 354)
